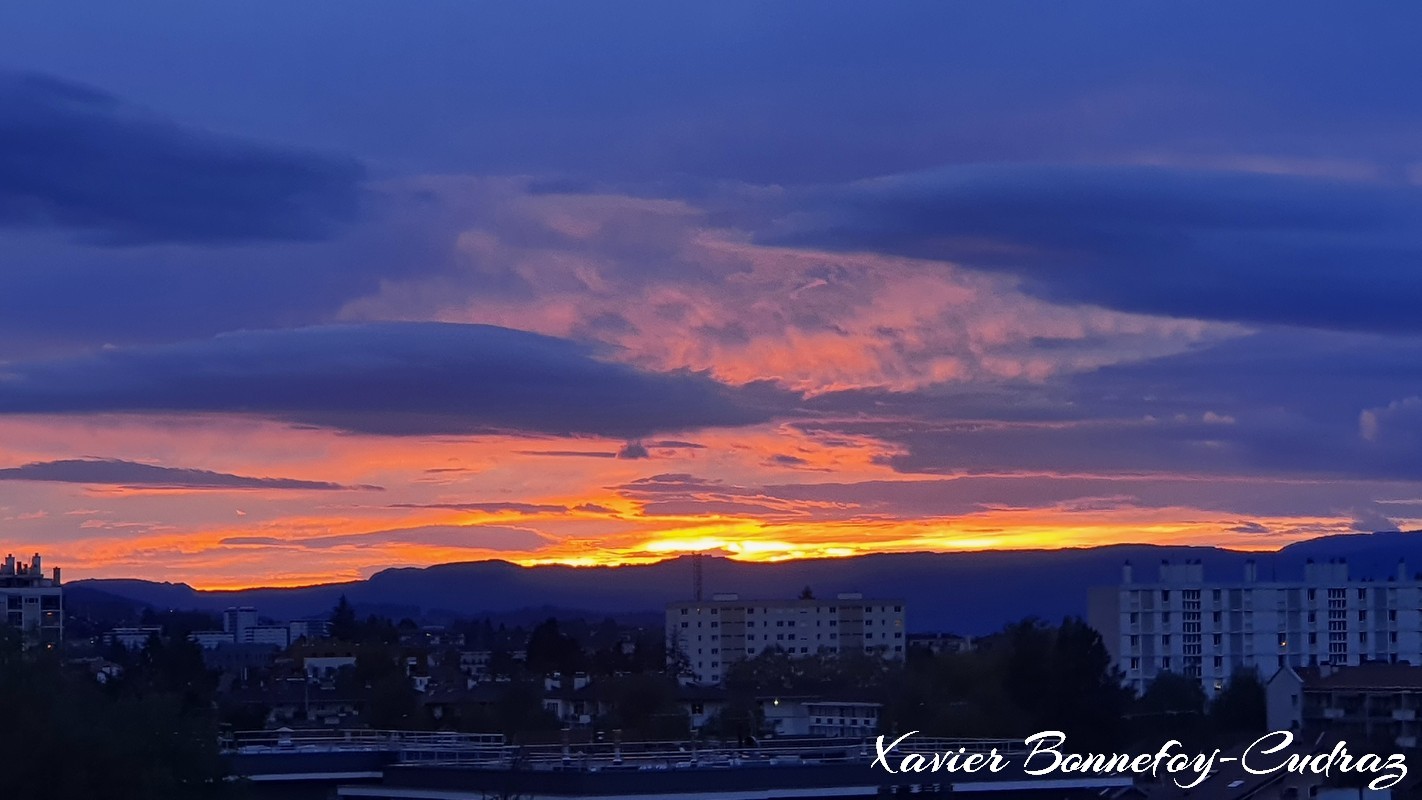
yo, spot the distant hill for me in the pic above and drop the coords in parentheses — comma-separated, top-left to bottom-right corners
(68, 531, 1422, 635)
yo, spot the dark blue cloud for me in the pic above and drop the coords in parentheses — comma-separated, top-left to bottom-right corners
(0, 458, 376, 490)
(800, 330, 1422, 481)
(774, 165, 1422, 333)
(7, 3, 1422, 184)
(0, 73, 364, 244)
(0, 323, 780, 438)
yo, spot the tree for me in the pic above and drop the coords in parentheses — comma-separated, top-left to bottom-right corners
(0, 626, 232, 798)
(525, 619, 583, 676)
(1046, 617, 1131, 749)
(1210, 667, 1266, 735)
(799, 586, 815, 600)
(331, 595, 359, 642)
(1132, 671, 1208, 746)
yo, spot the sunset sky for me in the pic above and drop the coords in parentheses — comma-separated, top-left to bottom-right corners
(3, 3, 1422, 587)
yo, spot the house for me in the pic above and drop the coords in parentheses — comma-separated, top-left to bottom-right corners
(675, 684, 728, 730)
(226, 680, 364, 728)
(421, 683, 507, 725)
(1268, 662, 1422, 749)
(758, 695, 882, 737)
(541, 673, 604, 727)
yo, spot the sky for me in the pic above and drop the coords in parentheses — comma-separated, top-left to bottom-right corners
(3, 2, 1422, 587)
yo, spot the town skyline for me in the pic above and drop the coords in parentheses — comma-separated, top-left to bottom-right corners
(4, 3, 1422, 588)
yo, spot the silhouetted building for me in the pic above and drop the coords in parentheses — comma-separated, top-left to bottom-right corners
(0, 553, 62, 647)
(667, 592, 905, 685)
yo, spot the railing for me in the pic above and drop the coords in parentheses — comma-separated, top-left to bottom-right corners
(224, 728, 505, 754)
(223, 729, 1024, 772)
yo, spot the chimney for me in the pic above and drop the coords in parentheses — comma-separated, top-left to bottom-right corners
(52, 567, 61, 585)
(1399, 559, 1408, 582)
(31, 553, 41, 574)
(1245, 559, 1257, 583)
(1122, 561, 1134, 584)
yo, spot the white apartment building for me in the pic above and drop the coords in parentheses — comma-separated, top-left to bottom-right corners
(1088, 557, 1422, 698)
(0, 553, 63, 647)
(666, 593, 906, 685)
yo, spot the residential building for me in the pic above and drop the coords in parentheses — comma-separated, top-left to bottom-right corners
(189, 630, 236, 649)
(106, 626, 163, 650)
(759, 696, 883, 737)
(906, 632, 975, 655)
(1267, 662, 1422, 750)
(201, 642, 280, 675)
(666, 592, 906, 685)
(242, 624, 291, 648)
(0, 553, 63, 647)
(1089, 557, 1422, 698)
(288, 619, 330, 642)
(223, 606, 259, 640)
(458, 649, 492, 680)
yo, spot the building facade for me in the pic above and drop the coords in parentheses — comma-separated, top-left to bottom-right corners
(0, 553, 62, 647)
(1089, 557, 1422, 698)
(1266, 662, 1422, 750)
(106, 626, 163, 650)
(666, 593, 906, 685)
(223, 606, 259, 639)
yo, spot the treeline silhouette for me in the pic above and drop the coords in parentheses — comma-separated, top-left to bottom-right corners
(0, 627, 231, 799)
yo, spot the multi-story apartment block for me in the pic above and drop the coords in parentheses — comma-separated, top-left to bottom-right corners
(666, 592, 906, 685)
(1266, 662, 1422, 750)
(1089, 557, 1422, 698)
(0, 553, 62, 647)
